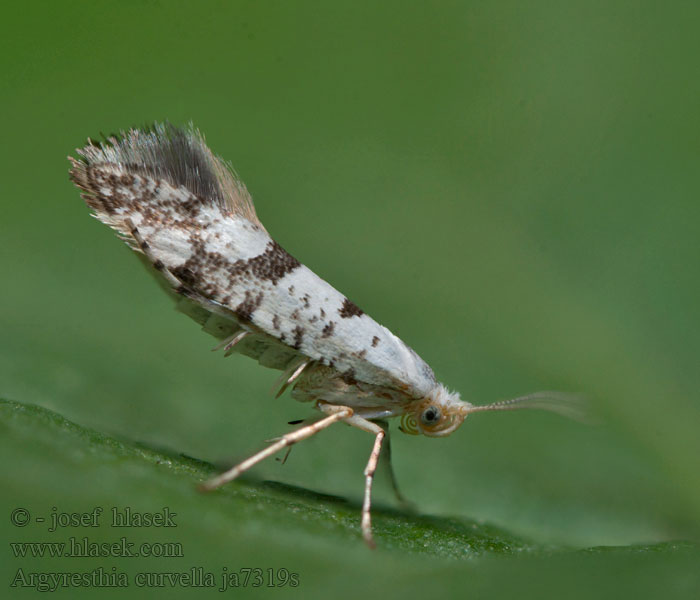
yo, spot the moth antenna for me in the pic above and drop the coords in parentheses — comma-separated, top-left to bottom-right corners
(464, 391, 590, 422)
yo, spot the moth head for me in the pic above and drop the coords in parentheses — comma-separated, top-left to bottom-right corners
(400, 385, 586, 437)
(400, 385, 468, 437)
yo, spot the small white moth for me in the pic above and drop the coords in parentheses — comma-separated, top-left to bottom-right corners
(69, 123, 581, 548)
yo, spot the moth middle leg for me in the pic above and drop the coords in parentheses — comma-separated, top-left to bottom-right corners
(199, 404, 353, 492)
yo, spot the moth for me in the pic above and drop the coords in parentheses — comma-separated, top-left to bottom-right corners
(69, 123, 580, 548)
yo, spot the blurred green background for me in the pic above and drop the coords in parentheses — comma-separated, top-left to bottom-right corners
(2, 1, 699, 598)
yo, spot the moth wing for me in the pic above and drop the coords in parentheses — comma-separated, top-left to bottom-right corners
(70, 122, 437, 398)
(139, 253, 303, 372)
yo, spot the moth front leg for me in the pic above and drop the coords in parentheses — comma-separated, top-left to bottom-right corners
(376, 421, 415, 511)
(320, 405, 385, 549)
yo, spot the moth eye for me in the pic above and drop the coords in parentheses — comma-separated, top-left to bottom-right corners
(420, 406, 441, 426)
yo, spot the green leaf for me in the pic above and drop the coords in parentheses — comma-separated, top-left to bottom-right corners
(2, 398, 698, 599)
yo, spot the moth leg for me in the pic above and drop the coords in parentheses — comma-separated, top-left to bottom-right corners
(276, 446, 293, 464)
(212, 330, 251, 355)
(377, 421, 415, 511)
(271, 356, 311, 398)
(199, 405, 352, 492)
(327, 409, 385, 549)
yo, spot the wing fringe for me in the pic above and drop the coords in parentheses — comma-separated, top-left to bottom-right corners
(68, 121, 262, 228)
